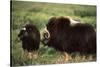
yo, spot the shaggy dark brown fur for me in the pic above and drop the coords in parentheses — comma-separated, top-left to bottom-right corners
(18, 23, 40, 52)
(43, 16, 96, 54)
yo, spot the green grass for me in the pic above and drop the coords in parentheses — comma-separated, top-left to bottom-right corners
(11, 1, 96, 66)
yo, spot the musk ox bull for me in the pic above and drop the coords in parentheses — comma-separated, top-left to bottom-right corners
(18, 23, 40, 59)
(42, 16, 96, 61)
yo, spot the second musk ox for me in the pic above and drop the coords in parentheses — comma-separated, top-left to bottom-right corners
(18, 23, 40, 59)
(42, 16, 96, 61)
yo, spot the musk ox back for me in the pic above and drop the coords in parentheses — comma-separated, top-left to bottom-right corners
(18, 23, 40, 59)
(43, 16, 96, 54)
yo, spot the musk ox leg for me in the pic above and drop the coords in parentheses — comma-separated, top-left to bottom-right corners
(32, 51, 38, 59)
(22, 50, 33, 60)
(63, 52, 71, 62)
(56, 52, 71, 63)
(28, 51, 38, 60)
(28, 52, 33, 60)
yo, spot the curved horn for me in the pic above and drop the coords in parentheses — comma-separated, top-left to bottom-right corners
(22, 27, 26, 30)
(44, 27, 50, 39)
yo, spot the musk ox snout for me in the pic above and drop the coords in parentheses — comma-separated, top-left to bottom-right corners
(18, 27, 28, 40)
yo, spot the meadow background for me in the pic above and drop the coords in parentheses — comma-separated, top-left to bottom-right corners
(11, 1, 96, 66)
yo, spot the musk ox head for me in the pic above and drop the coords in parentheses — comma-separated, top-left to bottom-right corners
(18, 24, 38, 40)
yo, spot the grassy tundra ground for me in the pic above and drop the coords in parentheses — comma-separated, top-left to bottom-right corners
(11, 1, 96, 66)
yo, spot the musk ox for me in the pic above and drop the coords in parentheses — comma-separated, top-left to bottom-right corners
(42, 16, 96, 61)
(18, 23, 40, 59)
